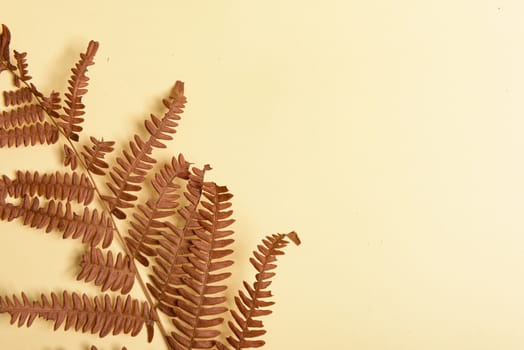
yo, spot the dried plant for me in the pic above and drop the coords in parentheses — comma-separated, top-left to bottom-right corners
(0, 24, 300, 350)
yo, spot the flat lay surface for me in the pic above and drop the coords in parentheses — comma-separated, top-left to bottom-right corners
(1, 1, 524, 349)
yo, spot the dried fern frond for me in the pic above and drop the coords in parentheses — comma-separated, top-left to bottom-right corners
(0, 103, 43, 128)
(2, 171, 95, 205)
(82, 136, 115, 176)
(0, 291, 155, 341)
(103, 81, 186, 219)
(166, 182, 235, 350)
(58, 40, 99, 141)
(12, 50, 31, 87)
(126, 154, 190, 267)
(77, 248, 136, 294)
(225, 232, 300, 349)
(146, 164, 210, 317)
(0, 196, 113, 247)
(0, 24, 299, 350)
(3, 86, 33, 107)
(0, 121, 58, 147)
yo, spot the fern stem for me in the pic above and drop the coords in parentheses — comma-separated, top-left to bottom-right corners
(4, 67, 174, 349)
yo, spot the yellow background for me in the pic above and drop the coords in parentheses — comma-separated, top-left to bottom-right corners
(1, 1, 524, 349)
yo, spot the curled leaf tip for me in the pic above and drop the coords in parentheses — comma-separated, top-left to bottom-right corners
(173, 80, 184, 97)
(287, 231, 301, 245)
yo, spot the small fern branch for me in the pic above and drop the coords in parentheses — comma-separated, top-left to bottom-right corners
(0, 121, 59, 147)
(12, 50, 31, 87)
(3, 86, 33, 107)
(0, 291, 155, 341)
(126, 154, 190, 267)
(0, 103, 44, 128)
(81, 136, 115, 176)
(77, 248, 136, 294)
(58, 40, 99, 141)
(225, 232, 300, 349)
(146, 164, 210, 317)
(166, 182, 235, 350)
(1, 196, 114, 248)
(3, 171, 95, 205)
(103, 81, 186, 219)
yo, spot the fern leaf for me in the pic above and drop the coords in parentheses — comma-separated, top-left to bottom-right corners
(3, 87, 32, 107)
(0, 199, 23, 221)
(126, 154, 190, 267)
(41, 90, 62, 119)
(12, 50, 31, 87)
(0, 291, 155, 341)
(0, 104, 44, 128)
(1, 196, 114, 247)
(0, 24, 14, 73)
(103, 81, 186, 219)
(165, 182, 235, 350)
(77, 248, 136, 294)
(226, 232, 300, 349)
(146, 164, 209, 317)
(81, 136, 115, 175)
(0, 121, 59, 147)
(58, 40, 99, 141)
(3, 171, 95, 205)
(214, 341, 231, 350)
(63, 144, 78, 170)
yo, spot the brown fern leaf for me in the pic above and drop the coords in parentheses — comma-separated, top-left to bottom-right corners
(214, 341, 231, 350)
(77, 248, 136, 294)
(64, 144, 78, 170)
(146, 164, 210, 317)
(12, 50, 31, 87)
(126, 154, 190, 267)
(102, 81, 186, 219)
(226, 232, 300, 349)
(41, 90, 62, 119)
(178, 164, 211, 226)
(0, 121, 58, 147)
(11, 196, 113, 247)
(0, 24, 14, 73)
(0, 199, 23, 221)
(81, 136, 115, 176)
(165, 182, 235, 350)
(4, 171, 95, 205)
(3, 86, 32, 107)
(0, 103, 44, 128)
(0, 291, 155, 341)
(58, 40, 99, 141)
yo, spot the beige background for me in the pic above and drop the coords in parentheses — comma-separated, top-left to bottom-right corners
(1, 1, 524, 349)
